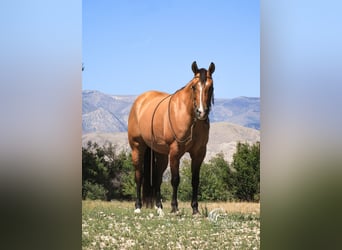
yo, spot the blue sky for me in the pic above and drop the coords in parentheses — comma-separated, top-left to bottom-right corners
(82, 0, 259, 98)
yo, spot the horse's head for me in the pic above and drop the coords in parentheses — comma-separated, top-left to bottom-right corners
(190, 61, 215, 120)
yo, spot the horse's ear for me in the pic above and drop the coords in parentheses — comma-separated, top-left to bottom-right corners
(192, 61, 198, 74)
(209, 62, 215, 75)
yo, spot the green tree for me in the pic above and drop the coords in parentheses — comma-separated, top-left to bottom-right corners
(82, 141, 260, 202)
(82, 141, 101, 199)
(199, 153, 234, 201)
(231, 141, 260, 201)
(82, 141, 133, 200)
(120, 153, 136, 199)
(83, 180, 106, 200)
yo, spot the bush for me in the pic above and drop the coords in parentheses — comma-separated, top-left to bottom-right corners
(82, 141, 133, 201)
(121, 168, 136, 200)
(82, 140, 260, 203)
(231, 142, 260, 201)
(160, 181, 173, 201)
(199, 154, 234, 201)
(83, 181, 107, 200)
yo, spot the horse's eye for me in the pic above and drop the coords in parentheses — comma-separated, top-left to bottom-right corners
(191, 85, 196, 91)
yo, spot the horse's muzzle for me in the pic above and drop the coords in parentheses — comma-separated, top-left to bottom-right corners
(195, 108, 209, 120)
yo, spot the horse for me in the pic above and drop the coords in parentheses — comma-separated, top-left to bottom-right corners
(127, 61, 215, 215)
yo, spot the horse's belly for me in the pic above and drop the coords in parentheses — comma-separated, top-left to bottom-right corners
(142, 134, 170, 155)
(153, 143, 170, 155)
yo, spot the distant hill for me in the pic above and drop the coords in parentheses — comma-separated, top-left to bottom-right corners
(82, 122, 260, 163)
(82, 90, 260, 134)
(210, 97, 260, 130)
(82, 90, 135, 133)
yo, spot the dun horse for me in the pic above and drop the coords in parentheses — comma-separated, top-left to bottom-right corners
(128, 61, 215, 215)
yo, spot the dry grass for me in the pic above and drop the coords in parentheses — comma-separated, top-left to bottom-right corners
(201, 201, 260, 214)
(83, 200, 260, 215)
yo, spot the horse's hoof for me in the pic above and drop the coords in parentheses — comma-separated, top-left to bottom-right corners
(192, 209, 200, 215)
(170, 209, 180, 216)
(134, 208, 141, 213)
(192, 212, 201, 217)
(157, 207, 164, 217)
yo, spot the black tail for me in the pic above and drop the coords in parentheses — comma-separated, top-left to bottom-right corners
(143, 147, 157, 208)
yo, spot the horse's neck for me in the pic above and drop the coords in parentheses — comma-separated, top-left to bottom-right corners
(171, 86, 195, 125)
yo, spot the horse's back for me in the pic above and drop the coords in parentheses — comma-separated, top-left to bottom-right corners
(129, 90, 168, 124)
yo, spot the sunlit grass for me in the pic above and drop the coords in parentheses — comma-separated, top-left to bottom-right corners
(82, 200, 260, 249)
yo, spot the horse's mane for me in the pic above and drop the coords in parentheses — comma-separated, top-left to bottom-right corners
(172, 86, 186, 95)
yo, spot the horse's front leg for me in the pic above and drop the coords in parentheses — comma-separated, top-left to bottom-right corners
(190, 148, 206, 215)
(191, 166, 200, 215)
(155, 183, 164, 216)
(169, 152, 181, 213)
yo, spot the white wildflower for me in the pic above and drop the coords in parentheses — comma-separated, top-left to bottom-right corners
(99, 241, 106, 248)
(208, 208, 225, 222)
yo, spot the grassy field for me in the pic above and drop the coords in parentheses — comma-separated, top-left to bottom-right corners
(82, 200, 260, 249)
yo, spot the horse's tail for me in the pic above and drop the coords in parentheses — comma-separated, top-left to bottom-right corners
(143, 147, 156, 208)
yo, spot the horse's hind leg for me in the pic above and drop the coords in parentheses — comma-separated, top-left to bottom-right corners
(131, 146, 144, 213)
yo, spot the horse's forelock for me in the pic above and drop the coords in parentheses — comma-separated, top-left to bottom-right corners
(198, 68, 207, 85)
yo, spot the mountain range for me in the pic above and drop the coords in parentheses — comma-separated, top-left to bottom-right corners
(82, 90, 260, 134)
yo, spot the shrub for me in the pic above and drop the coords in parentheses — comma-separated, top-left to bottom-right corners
(121, 168, 136, 200)
(83, 181, 107, 200)
(82, 141, 133, 201)
(82, 141, 260, 202)
(231, 142, 260, 201)
(199, 154, 233, 201)
(160, 180, 172, 201)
